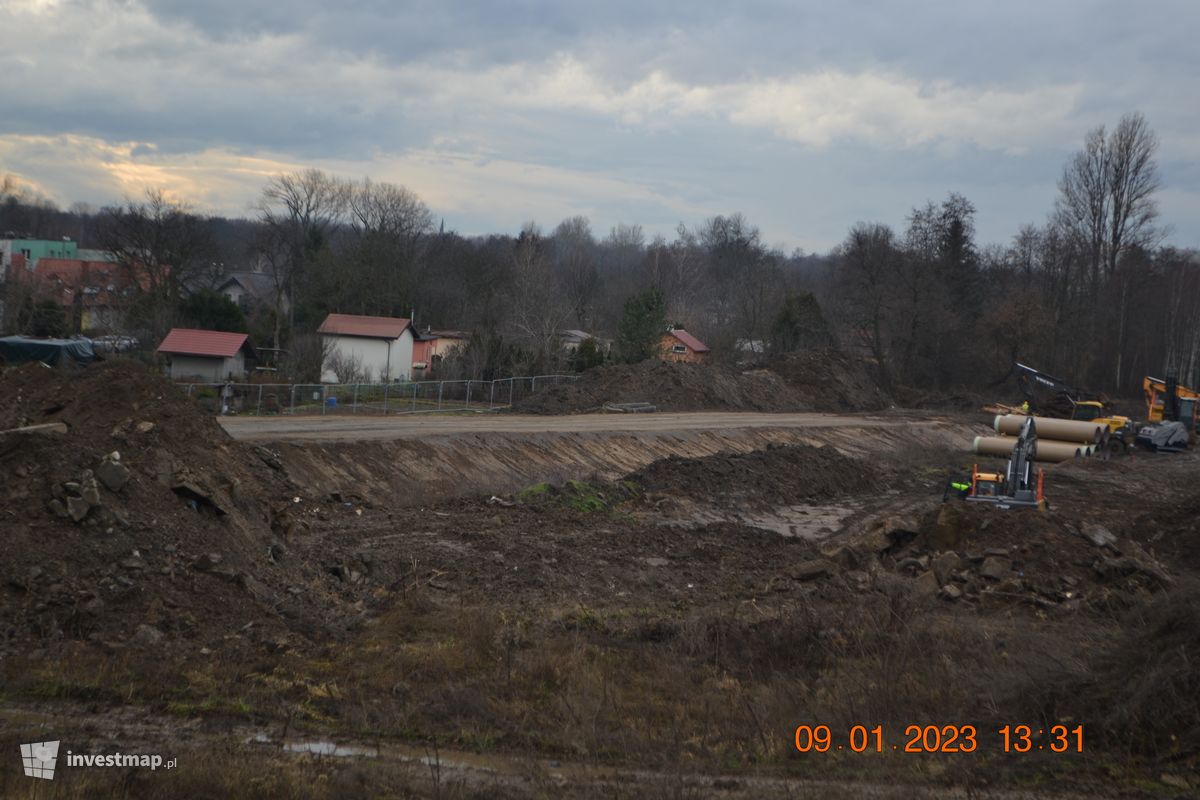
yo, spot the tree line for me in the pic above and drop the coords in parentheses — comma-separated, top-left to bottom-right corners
(2, 111, 1197, 395)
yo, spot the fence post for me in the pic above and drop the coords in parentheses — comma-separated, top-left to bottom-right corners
(256, 384, 263, 416)
(352, 383, 359, 414)
(466, 380, 471, 409)
(509, 378, 514, 406)
(322, 385, 327, 415)
(383, 382, 389, 415)
(489, 380, 496, 409)
(290, 385, 296, 416)
(437, 381, 443, 410)
(531, 376, 537, 394)
(412, 382, 418, 411)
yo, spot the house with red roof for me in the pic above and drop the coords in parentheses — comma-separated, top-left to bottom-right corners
(659, 327, 710, 363)
(317, 313, 414, 382)
(30, 258, 146, 333)
(157, 328, 256, 381)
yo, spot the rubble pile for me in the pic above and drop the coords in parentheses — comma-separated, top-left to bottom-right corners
(857, 503, 1174, 611)
(0, 361, 330, 656)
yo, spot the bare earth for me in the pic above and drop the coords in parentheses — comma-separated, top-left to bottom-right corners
(218, 411, 909, 441)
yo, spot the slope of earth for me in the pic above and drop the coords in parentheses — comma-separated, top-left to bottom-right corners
(0, 361, 350, 659)
(514, 348, 892, 415)
(512, 359, 809, 414)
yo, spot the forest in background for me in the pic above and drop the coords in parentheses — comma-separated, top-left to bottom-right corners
(3, 111, 1198, 395)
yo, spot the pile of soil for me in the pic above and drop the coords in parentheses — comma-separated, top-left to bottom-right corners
(0, 361, 335, 657)
(513, 359, 810, 414)
(627, 443, 871, 507)
(877, 500, 1173, 613)
(763, 348, 891, 412)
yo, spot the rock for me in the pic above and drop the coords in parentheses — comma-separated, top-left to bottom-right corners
(1160, 773, 1193, 791)
(96, 458, 131, 492)
(192, 553, 223, 572)
(980, 556, 1011, 581)
(846, 570, 871, 591)
(119, 557, 146, 571)
(1080, 523, 1117, 549)
(940, 584, 963, 600)
(82, 596, 105, 615)
(135, 421, 156, 434)
(860, 514, 919, 552)
(268, 542, 287, 563)
(984, 547, 1009, 557)
(933, 552, 962, 585)
(927, 505, 967, 550)
(914, 570, 939, 595)
(644, 557, 669, 568)
(63, 481, 82, 495)
(48, 498, 70, 519)
(80, 472, 101, 507)
(789, 559, 837, 582)
(132, 624, 163, 645)
(67, 495, 90, 522)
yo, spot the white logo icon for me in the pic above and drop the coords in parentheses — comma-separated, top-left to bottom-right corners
(21, 740, 60, 780)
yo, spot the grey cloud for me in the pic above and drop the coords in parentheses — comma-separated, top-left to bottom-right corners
(1, 0, 1198, 249)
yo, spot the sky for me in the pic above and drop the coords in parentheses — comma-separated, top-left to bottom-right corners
(2, 0, 1199, 252)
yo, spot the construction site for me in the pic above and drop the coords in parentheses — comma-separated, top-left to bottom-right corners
(1, 354, 1199, 799)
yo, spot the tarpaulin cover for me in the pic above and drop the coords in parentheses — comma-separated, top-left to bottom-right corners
(0, 336, 98, 366)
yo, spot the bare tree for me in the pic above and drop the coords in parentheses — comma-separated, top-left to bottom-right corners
(341, 178, 435, 316)
(833, 222, 901, 391)
(508, 224, 572, 371)
(95, 189, 217, 340)
(1056, 113, 1160, 286)
(550, 216, 598, 329)
(254, 169, 349, 327)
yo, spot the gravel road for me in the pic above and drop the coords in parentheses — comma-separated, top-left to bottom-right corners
(218, 411, 905, 442)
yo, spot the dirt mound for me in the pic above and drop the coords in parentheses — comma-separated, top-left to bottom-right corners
(513, 359, 810, 414)
(627, 443, 870, 507)
(879, 500, 1172, 613)
(764, 348, 891, 412)
(0, 361, 332, 656)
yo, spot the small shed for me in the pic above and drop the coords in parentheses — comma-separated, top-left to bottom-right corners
(659, 328, 710, 363)
(157, 328, 255, 381)
(318, 313, 414, 382)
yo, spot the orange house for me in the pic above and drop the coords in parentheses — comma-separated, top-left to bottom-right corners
(659, 329, 710, 363)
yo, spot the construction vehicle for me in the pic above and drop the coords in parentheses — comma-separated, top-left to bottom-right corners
(965, 417, 1047, 510)
(1144, 371, 1200, 433)
(1013, 362, 1134, 452)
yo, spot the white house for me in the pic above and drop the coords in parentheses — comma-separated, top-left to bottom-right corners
(157, 328, 255, 381)
(318, 313, 414, 383)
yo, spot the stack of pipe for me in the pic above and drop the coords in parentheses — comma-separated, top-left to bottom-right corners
(970, 415, 1106, 464)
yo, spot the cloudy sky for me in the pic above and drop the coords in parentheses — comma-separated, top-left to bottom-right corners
(2, 0, 1198, 251)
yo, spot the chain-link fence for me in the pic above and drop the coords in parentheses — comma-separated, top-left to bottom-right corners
(180, 374, 579, 416)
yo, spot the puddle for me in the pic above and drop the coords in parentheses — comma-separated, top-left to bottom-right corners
(283, 740, 379, 758)
(248, 733, 506, 772)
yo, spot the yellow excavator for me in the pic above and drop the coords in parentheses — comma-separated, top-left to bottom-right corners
(1144, 372, 1200, 432)
(1013, 363, 1134, 453)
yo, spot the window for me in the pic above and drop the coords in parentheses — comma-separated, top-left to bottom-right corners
(671, 344, 688, 354)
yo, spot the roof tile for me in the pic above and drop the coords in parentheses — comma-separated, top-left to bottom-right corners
(157, 328, 250, 358)
(318, 313, 411, 339)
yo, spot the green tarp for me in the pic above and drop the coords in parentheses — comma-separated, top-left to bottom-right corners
(0, 336, 98, 366)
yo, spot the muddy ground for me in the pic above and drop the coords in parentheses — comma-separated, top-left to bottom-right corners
(1, 362, 1199, 799)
